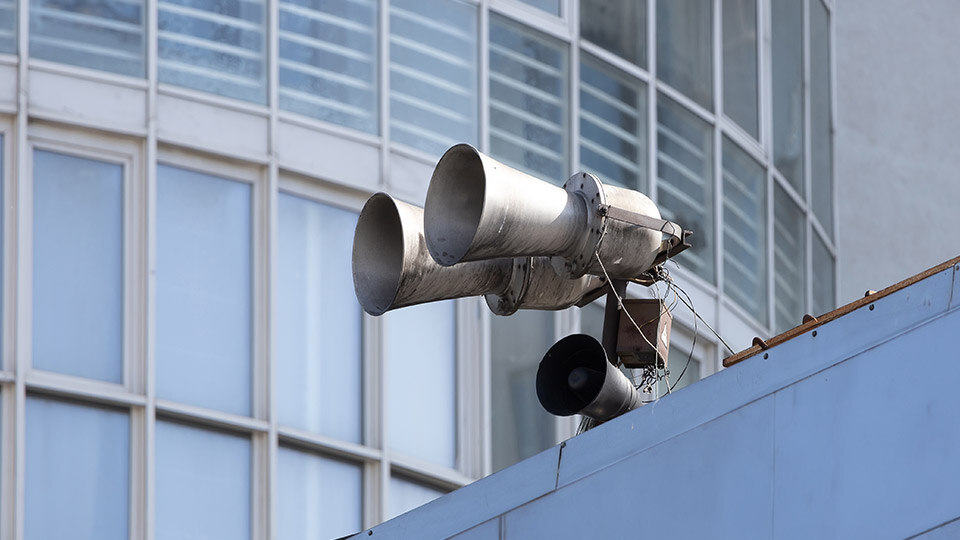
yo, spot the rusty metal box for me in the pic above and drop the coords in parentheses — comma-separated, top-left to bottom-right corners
(616, 299, 672, 369)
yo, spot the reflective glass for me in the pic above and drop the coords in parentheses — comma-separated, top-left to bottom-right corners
(491, 310, 555, 472)
(812, 232, 835, 317)
(489, 16, 568, 183)
(277, 193, 361, 442)
(772, 0, 804, 193)
(774, 184, 805, 333)
(387, 476, 445, 520)
(580, 301, 604, 342)
(383, 301, 456, 468)
(159, 0, 266, 103)
(722, 0, 758, 138)
(157, 165, 251, 416)
(518, 0, 560, 15)
(33, 150, 123, 383)
(30, 0, 144, 76)
(278, 447, 362, 540)
(657, 93, 715, 283)
(579, 54, 646, 190)
(667, 346, 699, 391)
(156, 421, 251, 540)
(390, 0, 478, 157)
(279, 0, 377, 132)
(0, 0, 14, 53)
(580, 0, 646, 67)
(657, 0, 712, 109)
(26, 397, 129, 540)
(811, 0, 833, 235)
(722, 137, 766, 322)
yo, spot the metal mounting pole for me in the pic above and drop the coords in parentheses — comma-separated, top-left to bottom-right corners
(600, 279, 628, 366)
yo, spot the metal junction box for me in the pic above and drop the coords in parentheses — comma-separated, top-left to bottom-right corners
(616, 299, 672, 369)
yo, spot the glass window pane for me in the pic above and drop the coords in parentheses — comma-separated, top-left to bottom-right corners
(33, 150, 123, 383)
(157, 165, 252, 416)
(580, 0, 646, 68)
(667, 345, 699, 391)
(278, 0, 377, 133)
(579, 301, 604, 342)
(159, 0, 266, 103)
(772, 0, 804, 193)
(277, 194, 361, 442)
(383, 301, 456, 468)
(0, 0, 14, 53)
(812, 232, 835, 317)
(29, 0, 144, 76)
(811, 0, 833, 235)
(657, 0, 712, 109)
(657, 94, 715, 283)
(387, 476, 445, 520)
(722, 137, 766, 322)
(26, 397, 129, 540)
(278, 447, 361, 540)
(579, 54, 646, 190)
(390, 0, 478, 157)
(156, 421, 251, 540)
(722, 0, 758, 138)
(491, 310, 555, 472)
(518, 0, 560, 15)
(774, 184, 805, 333)
(489, 15, 568, 183)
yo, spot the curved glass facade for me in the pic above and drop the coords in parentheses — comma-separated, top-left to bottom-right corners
(0, 0, 835, 535)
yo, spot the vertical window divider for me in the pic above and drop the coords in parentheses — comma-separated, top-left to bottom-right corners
(568, 1, 579, 177)
(478, 0, 491, 154)
(362, 311, 382, 528)
(13, 56, 29, 539)
(712, 0, 724, 374)
(264, 0, 280, 536)
(828, 0, 839, 308)
(802, 0, 813, 314)
(143, 0, 158, 524)
(378, 0, 391, 191)
(646, 0, 657, 204)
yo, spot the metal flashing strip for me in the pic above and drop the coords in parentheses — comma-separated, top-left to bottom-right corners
(723, 253, 960, 367)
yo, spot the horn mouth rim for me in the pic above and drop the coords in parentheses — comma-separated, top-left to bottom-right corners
(424, 144, 486, 266)
(536, 333, 608, 416)
(352, 193, 404, 316)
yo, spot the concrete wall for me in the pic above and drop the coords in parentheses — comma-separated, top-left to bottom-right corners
(836, 0, 960, 303)
(352, 261, 960, 539)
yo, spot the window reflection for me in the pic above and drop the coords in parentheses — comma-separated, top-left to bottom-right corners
(722, 0, 759, 138)
(278, 447, 362, 540)
(387, 476, 445, 520)
(774, 184, 805, 333)
(580, 0, 646, 67)
(722, 137, 767, 322)
(812, 232, 835, 317)
(772, 0, 804, 193)
(810, 0, 833, 234)
(657, 0, 712, 110)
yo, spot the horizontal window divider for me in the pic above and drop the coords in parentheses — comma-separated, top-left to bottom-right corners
(656, 82, 715, 125)
(28, 108, 149, 138)
(723, 247, 760, 276)
(489, 99, 562, 133)
(580, 137, 640, 174)
(580, 83, 641, 118)
(29, 58, 149, 89)
(810, 216, 836, 251)
(160, 2, 263, 32)
(391, 92, 472, 124)
(657, 154, 709, 194)
(387, 142, 445, 167)
(489, 43, 563, 79)
(25, 372, 147, 408)
(579, 41, 651, 84)
(722, 169, 763, 203)
(278, 31, 372, 63)
(388, 456, 475, 490)
(277, 426, 382, 462)
(155, 399, 270, 434)
(488, 3, 572, 42)
(720, 119, 766, 162)
(158, 83, 270, 117)
(390, 121, 455, 149)
(723, 227, 761, 260)
(280, 86, 372, 119)
(278, 2, 372, 35)
(390, 34, 472, 70)
(31, 6, 144, 35)
(277, 110, 382, 147)
(279, 59, 371, 93)
(30, 35, 143, 63)
(772, 169, 807, 210)
(724, 199, 762, 231)
(0, 371, 15, 383)
(489, 127, 563, 165)
(158, 31, 262, 62)
(658, 123, 708, 163)
(392, 63, 474, 99)
(580, 108, 639, 143)
(391, 5, 474, 41)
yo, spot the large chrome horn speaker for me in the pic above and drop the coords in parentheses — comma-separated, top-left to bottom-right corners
(352, 193, 606, 316)
(536, 334, 642, 423)
(424, 144, 663, 280)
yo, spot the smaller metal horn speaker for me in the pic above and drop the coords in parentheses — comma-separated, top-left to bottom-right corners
(536, 334, 642, 423)
(352, 193, 606, 316)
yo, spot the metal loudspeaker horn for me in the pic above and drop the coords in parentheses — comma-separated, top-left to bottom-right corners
(352, 193, 606, 316)
(424, 144, 688, 281)
(536, 334, 642, 423)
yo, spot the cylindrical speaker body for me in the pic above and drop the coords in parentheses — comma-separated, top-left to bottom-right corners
(353, 193, 513, 315)
(424, 144, 587, 266)
(585, 181, 662, 279)
(485, 257, 606, 316)
(536, 334, 642, 423)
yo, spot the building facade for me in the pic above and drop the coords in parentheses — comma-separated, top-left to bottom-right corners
(0, 0, 835, 538)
